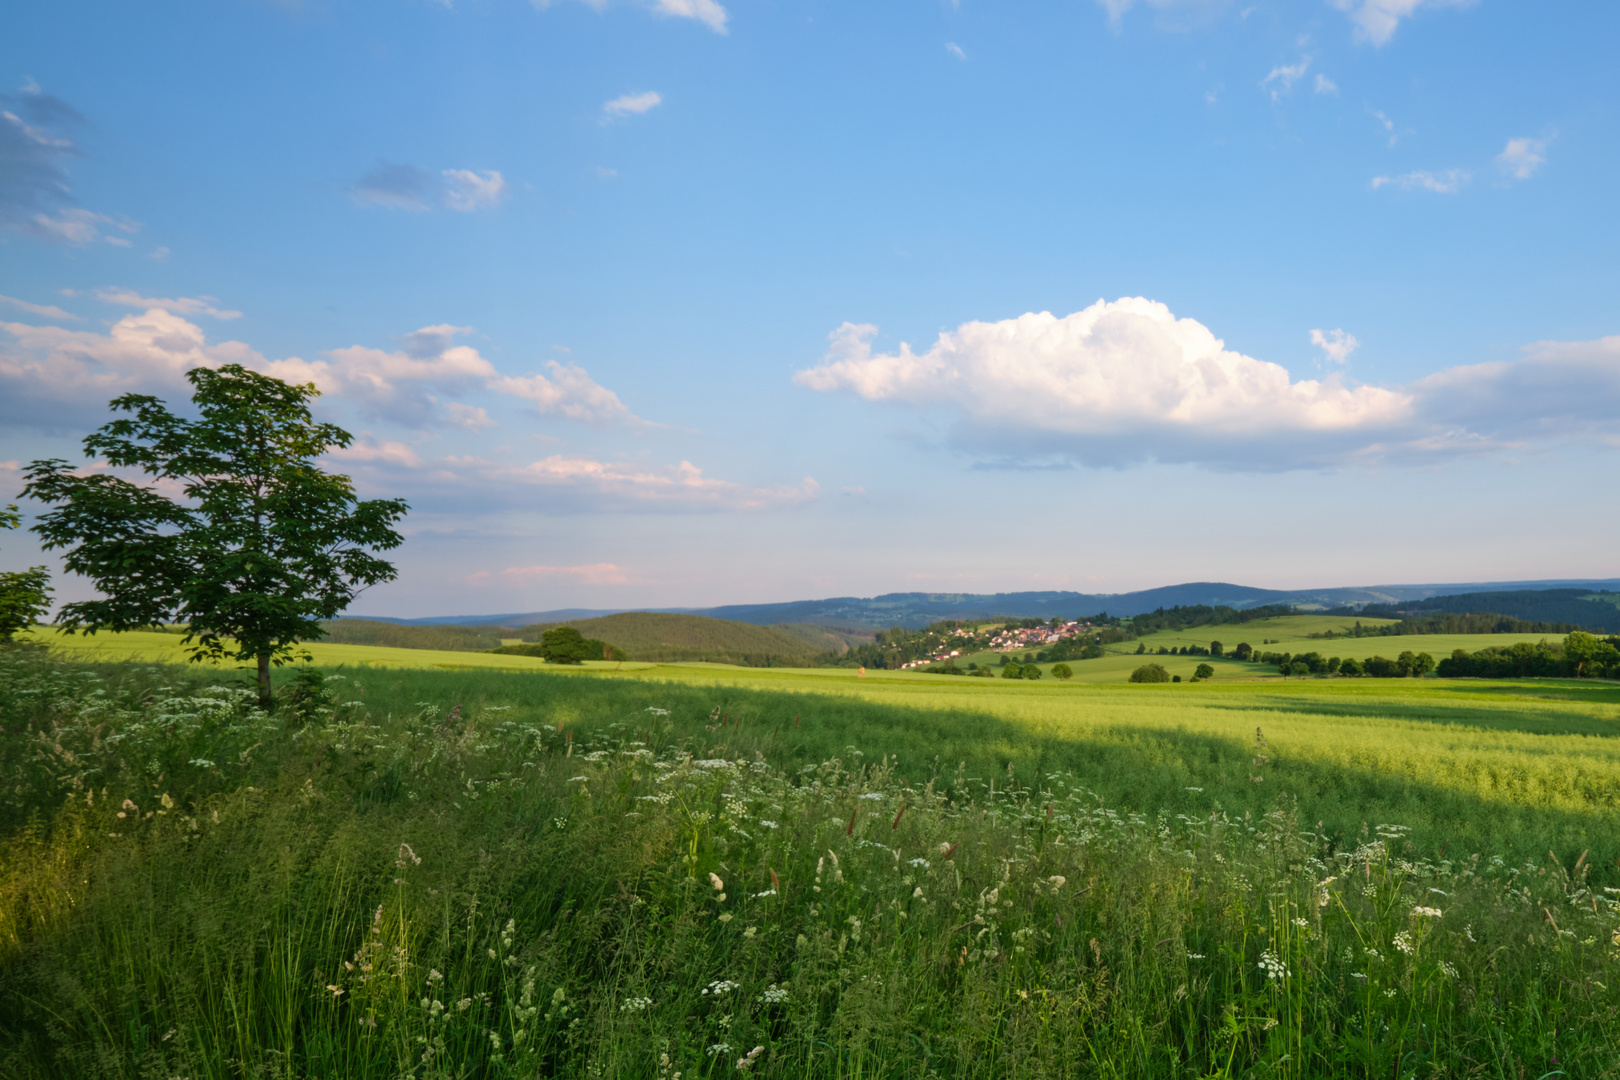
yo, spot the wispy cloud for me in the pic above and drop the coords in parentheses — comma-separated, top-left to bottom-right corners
(0, 79, 133, 245)
(603, 91, 663, 120)
(1261, 58, 1310, 100)
(1369, 109, 1410, 148)
(1496, 135, 1551, 181)
(1310, 328, 1359, 365)
(94, 287, 242, 319)
(1371, 169, 1469, 193)
(945, 42, 967, 61)
(468, 563, 634, 586)
(0, 293, 77, 320)
(441, 169, 507, 211)
(533, 0, 728, 34)
(1313, 73, 1338, 95)
(491, 361, 649, 427)
(794, 298, 1620, 472)
(1327, 0, 1477, 47)
(352, 161, 507, 211)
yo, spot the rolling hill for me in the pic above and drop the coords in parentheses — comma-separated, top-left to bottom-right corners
(511, 612, 848, 665)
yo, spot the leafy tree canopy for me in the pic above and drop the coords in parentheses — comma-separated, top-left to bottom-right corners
(23, 365, 408, 704)
(0, 504, 53, 640)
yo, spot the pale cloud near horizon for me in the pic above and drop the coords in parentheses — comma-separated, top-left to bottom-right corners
(534, 0, 728, 34)
(1311, 328, 1359, 365)
(1496, 136, 1551, 181)
(602, 91, 663, 120)
(794, 297, 1620, 471)
(1371, 169, 1469, 194)
(1327, 0, 1476, 47)
(468, 563, 634, 587)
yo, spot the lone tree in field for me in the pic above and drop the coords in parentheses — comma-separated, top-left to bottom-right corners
(1129, 662, 1170, 684)
(1193, 662, 1215, 680)
(0, 504, 53, 640)
(23, 365, 408, 707)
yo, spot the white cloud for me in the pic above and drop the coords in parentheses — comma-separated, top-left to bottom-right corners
(446, 402, 497, 431)
(1310, 328, 1359, 365)
(0, 293, 77, 320)
(532, 0, 727, 33)
(1327, 0, 1476, 47)
(469, 563, 633, 586)
(484, 454, 817, 509)
(264, 324, 499, 427)
(945, 42, 967, 61)
(1261, 59, 1310, 100)
(0, 309, 271, 429)
(352, 162, 507, 212)
(442, 169, 506, 211)
(491, 361, 647, 426)
(1314, 73, 1338, 95)
(603, 91, 663, 119)
(94, 287, 242, 319)
(647, 0, 727, 33)
(1371, 169, 1469, 193)
(1496, 136, 1550, 181)
(794, 298, 1620, 471)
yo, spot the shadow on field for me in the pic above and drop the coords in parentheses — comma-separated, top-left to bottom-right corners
(1201, 691, 1620, 738)
(307, 665, 1620, 885)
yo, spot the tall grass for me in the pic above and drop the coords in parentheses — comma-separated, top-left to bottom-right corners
(3, 648, 1619, 1077)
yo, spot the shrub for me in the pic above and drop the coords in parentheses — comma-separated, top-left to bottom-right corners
(1050, 663, 1073, 680)
(1129, 663, 1170, 683)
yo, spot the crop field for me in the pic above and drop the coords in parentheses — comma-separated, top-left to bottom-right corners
(6, 638, 1620, 1077)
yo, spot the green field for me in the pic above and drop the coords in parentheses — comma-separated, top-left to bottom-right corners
(8, 634, 1620, 1077)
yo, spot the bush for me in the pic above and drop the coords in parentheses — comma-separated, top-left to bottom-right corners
(1000, 663, 1022, 679)
(1050, 663, 1073, 680)
(1022, 664, 1043, 680)
(1129, 663, 1170, 683)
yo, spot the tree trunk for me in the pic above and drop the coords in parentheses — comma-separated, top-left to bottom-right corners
(257, 653, 272, 710)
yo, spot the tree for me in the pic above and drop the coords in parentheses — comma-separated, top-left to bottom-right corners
(1339, 657, 1363, 677)
(1411, 652, 1436, 677)
(1209, 641, 1224, 657)
(1565, 631, 1603, 677)
(1233, 642, 1252, 661)
(1194, 662, 1214, 680)
(1000, 662, 1023, 679)
(1129, 663, 1170, 683)
(1051, 663, 1073, 680)
(24, 365, 408, 706)
(1022, 663, 1043, 680)
(0, 504, 53, 640)
(1135, 642, 1146, 655)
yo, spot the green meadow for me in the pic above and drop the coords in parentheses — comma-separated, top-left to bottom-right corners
(5, 634, 1620, 1077)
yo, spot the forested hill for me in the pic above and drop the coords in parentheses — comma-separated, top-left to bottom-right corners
(1345, 591, 1620, 633)
(314, 619, 505, 651)
(511, 613, 854, 665)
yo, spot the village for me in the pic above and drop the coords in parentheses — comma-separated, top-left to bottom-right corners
(897, 618, 1096, 670)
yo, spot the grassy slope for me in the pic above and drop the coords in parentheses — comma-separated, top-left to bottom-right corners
(514, 612, 833, 661)
(27, 629, 1620, 875)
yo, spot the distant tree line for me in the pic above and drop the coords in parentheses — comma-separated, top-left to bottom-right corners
(492, 627, 626, 664)
(1126, 603, 1297, 635)
(1330, 590, 1620, 634)
(1310, 612, 1586, 639)
(1435, 633, 1620, 679)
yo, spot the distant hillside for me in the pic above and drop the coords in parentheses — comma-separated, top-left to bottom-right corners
(513, 612, 841, 665)
(345, 578, 1620, 630)
(314, 619, 506, 651)
(1348, 591, 1620, 634)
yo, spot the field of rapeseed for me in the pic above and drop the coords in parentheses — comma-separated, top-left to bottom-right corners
(4, 646, 1620, 1077)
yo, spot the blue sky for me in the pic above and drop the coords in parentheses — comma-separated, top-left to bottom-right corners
(2, 0, 1616, 617)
